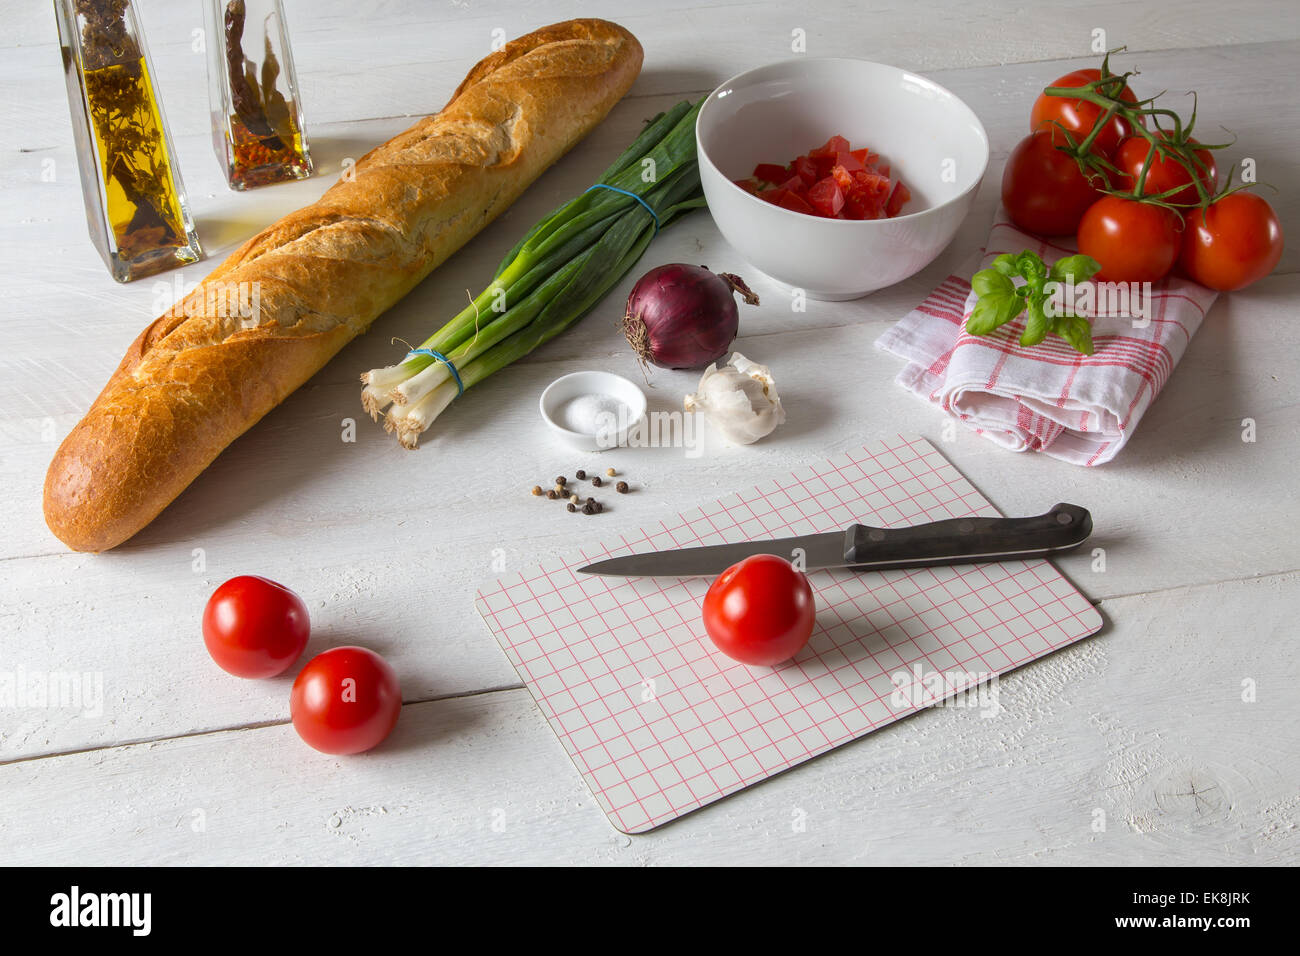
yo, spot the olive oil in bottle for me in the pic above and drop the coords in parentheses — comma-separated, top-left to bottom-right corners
(56, 0, 202, 282)
(205, 0, 314, 190)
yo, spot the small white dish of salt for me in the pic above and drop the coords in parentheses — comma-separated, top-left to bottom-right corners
(539, 371, 647, 452)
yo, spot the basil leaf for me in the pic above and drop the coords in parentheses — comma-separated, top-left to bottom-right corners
(1055, 315, 1096, 356)
(972, 268, 1015, 298)
(1016, 251, 1048, 281)
(1050, 254, 1103, 285)
(1020, 300, 1052, 347)
(966, 292, 1023, 336)
(991, 254, 1018, 277)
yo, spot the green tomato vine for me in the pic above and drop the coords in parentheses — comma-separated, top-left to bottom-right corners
(1041, 48, 1249, 213)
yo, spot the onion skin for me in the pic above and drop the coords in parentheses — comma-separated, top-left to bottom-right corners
(622, 264, 758, 370)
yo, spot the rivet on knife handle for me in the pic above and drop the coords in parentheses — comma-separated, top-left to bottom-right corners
(841, 503, 1092, 571)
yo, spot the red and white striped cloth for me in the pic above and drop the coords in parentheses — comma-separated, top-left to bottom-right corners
(876, 213, 1218, 465)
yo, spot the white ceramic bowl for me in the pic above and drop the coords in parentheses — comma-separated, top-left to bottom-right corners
(696, 58, 989, 300)
(539, 370, 647, 453)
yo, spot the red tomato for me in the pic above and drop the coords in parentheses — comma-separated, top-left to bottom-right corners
(808, 135, 851, 159)
(1030, 68, 1139, 157)
(854, 169, 892, 199)
(807, 177, 845, 217)
(1077, 196, 1182, 282)
(1179, 192, 1284, 291)
(776, 190, 815, 215)
(733, 135, 908, 220)
(702, 555, 816, 666)
(844, 192, 880, 221)
(886, 181, 911, 217)
(835, 150, 866, 173)
(1113, 136, 1216, 206)
(752, 163, 789, 185)
(791, 155, 818, 185)
(830, 164, 855, 191)
(1002, 129, 1104, 236)
(202, 575, 310, 678)
(290, 646, 402, 755)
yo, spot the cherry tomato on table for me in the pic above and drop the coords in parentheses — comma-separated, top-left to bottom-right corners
(702, 554, 816, 666)
(290, 646, 402, 754)
(1030, 68, 1141, 157)
(1113, 135, 1216, 206)
(1078, 196, 1183, 283)
(1179, 191, 1284, 292)
(1002, 128, 1105, 236)
(202, 575, 310, 678)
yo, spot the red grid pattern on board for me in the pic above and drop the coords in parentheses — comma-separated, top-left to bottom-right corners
(475, 436, 1102, 833)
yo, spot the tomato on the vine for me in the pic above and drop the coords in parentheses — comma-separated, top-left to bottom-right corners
(290, 646, 402, 754)
(1002, 128, 1105, 237)
(1113, 136, 1216, 206)
(702, 555, 815, 666)
(1078, 197, 1182, 283)
(202, 575, 310, 679)
(1030, 68, 1140, 157)
(1179, 192, 1284, 291)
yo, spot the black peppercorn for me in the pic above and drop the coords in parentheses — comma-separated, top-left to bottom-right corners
(582, 503, 595, 515)
(546, 489, 557, 500)
(575, 469, 586, 480)
(591, 476, 602, 487)
(567, 503, 577, 513)
(616, 481, 629, 493)
(555, 476, 566, 486)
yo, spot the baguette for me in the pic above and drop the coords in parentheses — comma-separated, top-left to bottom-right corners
(44, 19, 643, 552)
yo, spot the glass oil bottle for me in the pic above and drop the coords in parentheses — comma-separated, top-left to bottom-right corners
(204, 0, 313, 190)
(55, 0, 202, 282)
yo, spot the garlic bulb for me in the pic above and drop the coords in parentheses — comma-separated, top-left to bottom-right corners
(684, 352, 785, 445)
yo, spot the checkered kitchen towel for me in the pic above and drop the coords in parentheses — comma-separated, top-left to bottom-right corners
(876, 213, 1218, 465)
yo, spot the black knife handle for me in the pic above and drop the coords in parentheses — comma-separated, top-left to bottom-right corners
(842, 503, 1092, 571)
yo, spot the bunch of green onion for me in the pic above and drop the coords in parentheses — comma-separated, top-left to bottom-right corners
(362, 99, 706, 448)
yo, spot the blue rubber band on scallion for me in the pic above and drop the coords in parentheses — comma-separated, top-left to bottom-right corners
(584, 184, 660, 232)
(404, 348, 464, 395)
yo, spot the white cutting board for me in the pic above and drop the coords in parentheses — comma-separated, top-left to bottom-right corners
(475, 435, 1102, 833)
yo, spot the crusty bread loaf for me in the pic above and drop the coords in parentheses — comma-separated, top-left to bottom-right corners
(44, 19, 643, 552)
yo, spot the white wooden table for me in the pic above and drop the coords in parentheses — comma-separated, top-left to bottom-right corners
(2, 0, 1297, 865)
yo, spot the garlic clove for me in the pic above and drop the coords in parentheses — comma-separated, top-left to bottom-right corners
(684, 352, 785, 445)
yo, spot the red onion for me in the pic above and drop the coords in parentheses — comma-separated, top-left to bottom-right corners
(622, 264, 759, 370)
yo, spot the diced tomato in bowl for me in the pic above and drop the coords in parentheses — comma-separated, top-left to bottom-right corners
(808, 135, 851, 159)
(886, 182, 911, 217)
(776, 190, 815, 215)
(835, 151, 866, 173)
(695, 56, 989, 299)
(807, 178, 846, 217)
(792, 155, 818, 185)
(753, 163, 791, 185)
(734, 135, 911, 221)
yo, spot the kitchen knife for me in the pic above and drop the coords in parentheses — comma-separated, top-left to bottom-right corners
(578, 503, 1092, 577)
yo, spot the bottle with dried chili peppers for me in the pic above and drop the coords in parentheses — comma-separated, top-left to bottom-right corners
(203, 0, 313, 190)
(54, 0, 203, 282)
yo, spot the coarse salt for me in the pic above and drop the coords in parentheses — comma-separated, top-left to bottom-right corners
(561, 392, 628, 436)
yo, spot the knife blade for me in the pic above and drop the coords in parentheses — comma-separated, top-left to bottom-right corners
(577, 503, 1091, 578)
